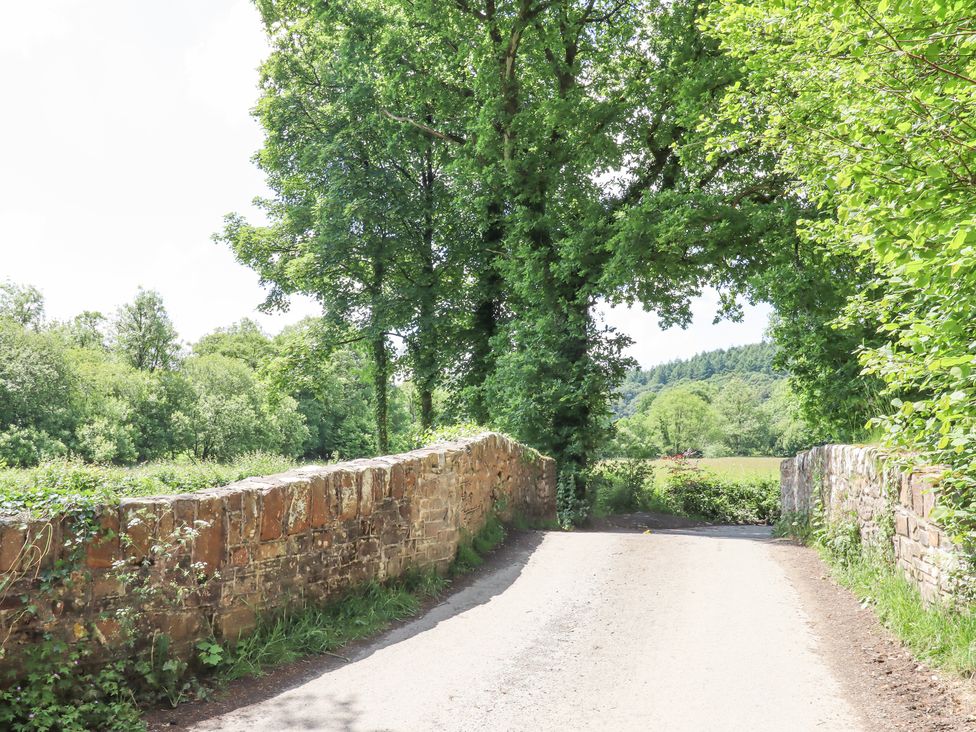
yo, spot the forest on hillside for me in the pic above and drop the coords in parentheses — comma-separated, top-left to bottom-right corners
(610, 343, 812, 458)
(616, 343, 780, 417)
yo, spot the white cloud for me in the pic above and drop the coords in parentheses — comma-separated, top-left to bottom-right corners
(0, 1, 318, 343)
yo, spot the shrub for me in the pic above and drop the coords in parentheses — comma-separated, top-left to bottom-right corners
(0, 427, 67, 468)
(590, 459, 655, 515)
(556, 469, 589, 528)
(0, 643, 145, 732)
(661, 460, 779, 524)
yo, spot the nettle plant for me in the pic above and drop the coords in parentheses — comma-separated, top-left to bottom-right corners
(0, 507, 226, 731)
(111, 515, 224, 708)
(0, 503, 145, 731)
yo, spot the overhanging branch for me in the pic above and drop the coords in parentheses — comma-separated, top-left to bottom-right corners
(381, 110, 467, 146)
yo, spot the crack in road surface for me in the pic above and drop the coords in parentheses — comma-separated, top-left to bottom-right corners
(181, 526, 880, 731)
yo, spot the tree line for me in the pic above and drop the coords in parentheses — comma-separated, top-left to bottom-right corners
(616, 342, 780, 416)
(0, 282, 415, 467)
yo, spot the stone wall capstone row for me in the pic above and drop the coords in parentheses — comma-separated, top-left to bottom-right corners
(0, 433, 556, 673)
(781, 444, 961, 605)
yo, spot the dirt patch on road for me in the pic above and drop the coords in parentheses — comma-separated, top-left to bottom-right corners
(771, 540, 976, 731)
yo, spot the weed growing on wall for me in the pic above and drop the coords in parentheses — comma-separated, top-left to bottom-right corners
(834, 556, 976, 677)
(815, 512, 863, 569)
(112, 518, 224, 708)
(0, 512, 231, 729)
(452, 514, 507, 575)
(0, 509, 152, 731)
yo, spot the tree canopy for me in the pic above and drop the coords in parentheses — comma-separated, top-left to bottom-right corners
(222, 0, 800, 524)
(710, 0, 976, 544)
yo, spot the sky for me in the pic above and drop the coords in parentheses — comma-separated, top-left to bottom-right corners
(0, 1, 771, 369)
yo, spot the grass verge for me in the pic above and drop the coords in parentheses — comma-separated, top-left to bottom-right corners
(830, 552, 976, 676)
(775, 513, 976, 677)
(218, 569, 448, 681)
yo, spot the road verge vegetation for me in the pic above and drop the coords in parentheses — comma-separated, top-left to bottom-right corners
(775, 513, 976, 677)
(591, 458, 779, 525)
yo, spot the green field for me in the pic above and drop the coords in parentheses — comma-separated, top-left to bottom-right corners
(661, 457, 783, 481)
(592, 456, 782, 523)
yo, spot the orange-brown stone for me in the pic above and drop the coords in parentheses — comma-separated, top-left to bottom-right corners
(260, 486, 286, 541)
(85, 510, 120, 570)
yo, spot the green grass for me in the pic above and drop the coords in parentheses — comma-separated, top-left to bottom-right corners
(776, 513, 976, 677)
(0, 453, 300, 517)
(451, 514, 507, 575)
(829, 551, 976, 676)
(653, 456, 782, 483)
(218, 569, 448, 681)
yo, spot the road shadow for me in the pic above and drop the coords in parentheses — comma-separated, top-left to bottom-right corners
(214, 691, 367, 732)
(146, 529, 546, 731)
(588, 511, 773, 543)
(652, 524, 774, 542)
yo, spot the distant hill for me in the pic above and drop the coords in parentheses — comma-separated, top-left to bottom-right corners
(615, 342, 782, 417)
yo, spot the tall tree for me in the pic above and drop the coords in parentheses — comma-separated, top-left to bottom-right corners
(193, 318, 272, 370)
(112, 288, 179, 372)
(385, 0, 798, 479)
(0, 281, 45, 330)
(227, 0, 799, 521)
(221, 1, 473, 449)
(67, 311, 108, 350)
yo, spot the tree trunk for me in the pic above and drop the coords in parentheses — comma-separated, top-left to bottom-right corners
(372, 333, 389, 455)
(417, 146, 438, 432)
(371, 251, 390, 455)
(467, 202, 504, 425)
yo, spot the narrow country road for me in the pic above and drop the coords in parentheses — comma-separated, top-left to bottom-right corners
(183, 526, 875, 732)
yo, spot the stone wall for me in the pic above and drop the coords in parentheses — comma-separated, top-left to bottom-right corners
(781, 444, 960, 604)
(0, 433, 555, 672)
